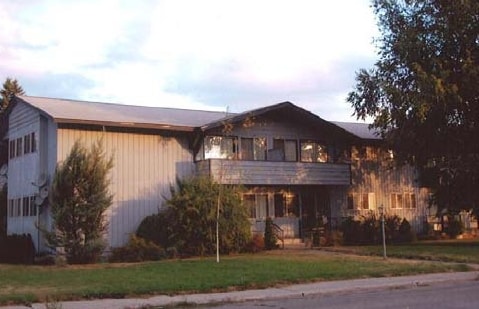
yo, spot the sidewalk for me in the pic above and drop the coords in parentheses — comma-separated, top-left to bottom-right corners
(3, 271, 478, 309)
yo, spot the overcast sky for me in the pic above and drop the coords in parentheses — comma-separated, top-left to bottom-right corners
(0, 0, 378, 122)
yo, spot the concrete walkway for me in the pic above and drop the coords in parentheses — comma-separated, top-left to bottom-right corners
(2, 271, 478, 309)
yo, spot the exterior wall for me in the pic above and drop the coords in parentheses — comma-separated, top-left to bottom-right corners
(206, 115, 326, 142)
(330, 145, 432, 233)
(7, 102, 42, 249)
(56, 128, 195, 247)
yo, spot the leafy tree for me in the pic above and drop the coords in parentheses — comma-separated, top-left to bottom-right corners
(47, 140, 113, 264)
(0, 77, 25, 112)
(162, 176, 250, 256)
(348, 0, 479, 215)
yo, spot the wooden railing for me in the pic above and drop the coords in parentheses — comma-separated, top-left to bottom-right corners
(271, 222, 284, 249)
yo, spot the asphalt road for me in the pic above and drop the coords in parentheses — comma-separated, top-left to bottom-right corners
(201, 280, 479, 309)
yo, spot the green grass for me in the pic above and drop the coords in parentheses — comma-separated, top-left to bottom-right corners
(0, 251, 470, 306)
(332, 239, 479, 263)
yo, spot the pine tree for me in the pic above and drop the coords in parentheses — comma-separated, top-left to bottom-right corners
(47, 140, 113, 264)
(0, 78, 25, 112)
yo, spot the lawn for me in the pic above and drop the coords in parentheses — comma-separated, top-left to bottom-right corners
(0, 250, 470, 306)
(331, 239, 479, 264)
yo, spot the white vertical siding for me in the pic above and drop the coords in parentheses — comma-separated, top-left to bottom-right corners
(332, 147, 432, 233)
(57, 128, 195, 247)
(7, 102, 42, 248)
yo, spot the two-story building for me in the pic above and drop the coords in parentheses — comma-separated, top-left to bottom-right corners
(2, 96, 435, 251)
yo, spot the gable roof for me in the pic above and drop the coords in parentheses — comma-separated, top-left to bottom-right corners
(15, 96, 229, 132)
(332, 121, 381, 140)
(201, 101, 358, 142)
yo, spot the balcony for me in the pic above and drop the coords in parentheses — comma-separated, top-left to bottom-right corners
(196, 159, 351, 185)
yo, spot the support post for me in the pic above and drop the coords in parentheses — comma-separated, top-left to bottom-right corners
(379, 204, 387, 259)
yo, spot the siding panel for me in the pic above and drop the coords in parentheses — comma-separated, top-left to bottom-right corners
(57, 129, 195, 247)
(7, 103, 42, 247)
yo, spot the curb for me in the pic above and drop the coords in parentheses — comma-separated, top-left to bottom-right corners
(3, 271, 478, 309)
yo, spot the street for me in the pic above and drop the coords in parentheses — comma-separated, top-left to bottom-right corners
(197, 280, 478, 309)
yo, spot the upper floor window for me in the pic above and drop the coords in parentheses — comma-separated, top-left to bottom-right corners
(267, 139, 297, 161)
(204, 136, 237, 159)
(241, 137, 266, 161)
(9, 139, 15, 159)
(16, 138, 22, 157)
(23, 132, 36, 154)
(300, 141, 328, 163)
(8, 132, 37, 160)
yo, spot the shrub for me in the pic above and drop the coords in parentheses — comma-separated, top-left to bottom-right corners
(397, 218, 415, 243)
(164, 176, 251, 256)
(136, 211, 172, 248)
(243, 234, 264, 253)
(264, 217, 278, 250)
(341, 217, 362, 245)
(445, 216, 464, 238)
(384, 215, 401, 243)
(109, 235, 165, 263)
(340, 215, 414, 245)
(0, 233, 35, 264)
(361, 215, 380, 244)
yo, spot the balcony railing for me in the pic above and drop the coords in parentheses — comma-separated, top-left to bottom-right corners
(196, 159, 351, 185)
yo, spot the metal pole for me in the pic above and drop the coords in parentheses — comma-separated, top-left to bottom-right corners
(380, 205, 387, 259)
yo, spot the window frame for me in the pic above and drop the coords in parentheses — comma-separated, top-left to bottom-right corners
(300, 140, 328, 163)
(204, 135, 238, 160)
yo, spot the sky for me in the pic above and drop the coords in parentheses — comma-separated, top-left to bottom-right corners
(0, 0, 379, 122)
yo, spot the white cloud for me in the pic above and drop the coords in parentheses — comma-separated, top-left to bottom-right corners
(0, 0, 378, 121)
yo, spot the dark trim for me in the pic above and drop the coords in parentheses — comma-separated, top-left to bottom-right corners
(57, 122, 193, 138)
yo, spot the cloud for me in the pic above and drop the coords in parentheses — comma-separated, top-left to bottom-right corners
(0, 0, 378, 121)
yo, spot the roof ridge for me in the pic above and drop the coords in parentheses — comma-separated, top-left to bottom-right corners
(17, 95, 228, 115)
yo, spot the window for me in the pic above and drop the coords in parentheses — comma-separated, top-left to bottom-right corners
(273, 193, 299, 218)
(300, 141, 328, 163)
(8, 199, 14, 217)
(274, 194, 284, 217)
(241, 137, 266, 160)
(23, 197, 30, 217)
(404, 193, 416, 209)
(348, 192, 375, 210)
(284, 140, 297, 161)
(15, 198, 21, 216)
(16, 138, 23, 157)
(347, 194, 354, 210)
(204, 136, 237, 159)
(244, 194, 256, 218)
(24, 134, 31, 154)
(9, 139, 16, 159)
(391, 193, 404, 209)
(244, 194, 271, 219)
(360, 193, 369, 210)
(31, 132, 36, 152)
(257, 194, 269, 218)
